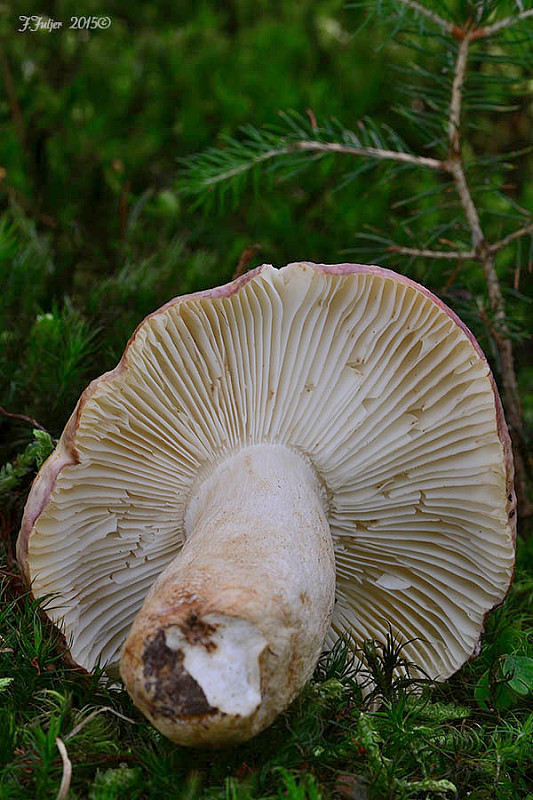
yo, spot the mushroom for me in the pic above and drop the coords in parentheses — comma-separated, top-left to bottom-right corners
(17, 262, 516, 746)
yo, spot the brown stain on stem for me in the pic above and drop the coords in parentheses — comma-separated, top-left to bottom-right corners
(142, 629, 217, 719)
(179, 611, 219, 652)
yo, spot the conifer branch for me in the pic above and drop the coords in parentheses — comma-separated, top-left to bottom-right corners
(182, 117, 447, 199)
(199, 141, 444, 190)
(448, 161, 484, 248)
(445, 32, 484, 249)
(443, 19, 530, 517)
(199, 145, 291, 187)
(395, 0, 533, 40)
(445, 33, 504, 314)
(394, 0, 456, 35)
(472, 8, 533, 39)
(448, 34, 471, 159)
(489, 222, 533, 254)
(294, 141, 444, 169)
(388, 245, 474, 260)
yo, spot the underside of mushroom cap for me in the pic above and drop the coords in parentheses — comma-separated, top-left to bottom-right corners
(18, 262, 516, 682)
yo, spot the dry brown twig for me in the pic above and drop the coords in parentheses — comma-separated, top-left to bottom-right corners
(0, 406, 57, 443)
(54, 738, 72, 800)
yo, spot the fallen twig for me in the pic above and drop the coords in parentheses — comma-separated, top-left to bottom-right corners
(65, 706, 137, 741)
(55, 738, 72, 800)
(0, 406, 57, 443)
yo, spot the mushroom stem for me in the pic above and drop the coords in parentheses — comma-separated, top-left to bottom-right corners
(119, 443, 335, 746)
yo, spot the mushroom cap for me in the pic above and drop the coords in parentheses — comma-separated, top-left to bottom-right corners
(18, 262, 516, 680)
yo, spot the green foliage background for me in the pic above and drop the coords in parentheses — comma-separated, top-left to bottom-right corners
(0, 1, 532, 797)
(0, 0, 396, 447)
(1, 0, 532, 453)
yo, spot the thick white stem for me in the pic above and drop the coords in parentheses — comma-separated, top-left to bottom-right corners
(120, 444, 335, 746)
